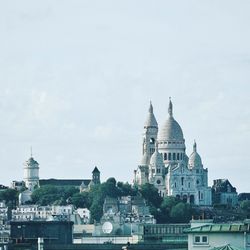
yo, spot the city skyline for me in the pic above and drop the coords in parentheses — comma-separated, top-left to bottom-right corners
(0, 1, 250, 193)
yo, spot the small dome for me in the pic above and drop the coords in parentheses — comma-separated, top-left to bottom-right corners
(189, 141, 202, 168)
(150, 143, 164, 166)
(144, 102, 158, 128)
(25, 157, 39, 167)
(140, 153, 150, 165)
(158, 99, 184, 141)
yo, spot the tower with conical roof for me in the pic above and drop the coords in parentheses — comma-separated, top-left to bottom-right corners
(134, 102, 158, 186)
(142, 101, 158, 159)
(23, 151, 39, 191)
(92, 166, 100, 185)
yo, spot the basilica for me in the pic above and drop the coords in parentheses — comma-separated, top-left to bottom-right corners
(134, 99, 212, 206)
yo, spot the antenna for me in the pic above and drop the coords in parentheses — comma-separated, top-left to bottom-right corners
(30, 146, 33, 157)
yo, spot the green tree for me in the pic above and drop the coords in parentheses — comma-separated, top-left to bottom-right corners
(170, 202, 192, 223)
(0, 188, 18, 208)
(117, 182, 137, 197)
(139, 183, 163, 207)
(71, 192, 90, 208)
(240, 200, 250, 212)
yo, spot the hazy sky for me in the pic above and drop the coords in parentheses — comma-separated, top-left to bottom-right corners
(0, 1, 250, 193)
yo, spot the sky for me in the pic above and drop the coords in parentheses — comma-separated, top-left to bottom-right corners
(0, 0, 250, 193)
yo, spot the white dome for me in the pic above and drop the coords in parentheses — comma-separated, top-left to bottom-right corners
(189, 141, 202, 168)
(158, 117, 184, 141)
(150, 144, 164, 166)
(140, 153, 149, 165)
(158, 100, 184, 141)
(144, 102, 158, 128)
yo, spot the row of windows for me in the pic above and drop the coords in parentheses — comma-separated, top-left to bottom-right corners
(158, 141, 184, 145)
(163, 152, 184, 161)
(194, 235, 208, 244)
(145, 225, 186, 235)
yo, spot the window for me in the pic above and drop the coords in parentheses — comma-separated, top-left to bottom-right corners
(164, 153, 167, 160)
(194, 235, 208, 245)
(173, 153, 176, 160)
(194, 236, 200, 243)
(157, 168, 160, 173)
(177, 153, 180, 160)
(168, 153, 171, 160)
(181, 177, 184, 186)
(202, 236, 208, 243)
(150, 138, 155, 144)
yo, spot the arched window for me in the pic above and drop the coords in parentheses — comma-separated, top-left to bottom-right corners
(150, 138, 155, 144)
(168, 153, 171, 160)
(164, 153, 167, 160)
(181, 177, 184, 186)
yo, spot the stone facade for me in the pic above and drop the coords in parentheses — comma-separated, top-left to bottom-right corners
(134, 100, 212, 206)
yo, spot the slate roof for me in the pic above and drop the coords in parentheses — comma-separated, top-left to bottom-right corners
(92, 166, 100, 173)
(39, 179, 91, 187)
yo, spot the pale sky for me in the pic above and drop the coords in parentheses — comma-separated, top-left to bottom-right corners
(0, 1, 250, 193)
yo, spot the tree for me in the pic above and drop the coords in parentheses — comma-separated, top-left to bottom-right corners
(240, 200, 250, 212)
(139, 183, 163, 207)
(170, 202, 192, 223)
(0, 188, 18, 208)
(31, 185, 79, 205)
(117, 182, 137, 197)
(71, 192, 90, 208)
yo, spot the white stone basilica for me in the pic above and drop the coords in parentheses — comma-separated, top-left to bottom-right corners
(134, 99, 212, 206)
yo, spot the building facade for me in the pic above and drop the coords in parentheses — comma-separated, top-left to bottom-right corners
(212, 179, 238, 207)
(186, 220, 250, 250)
(134, 100, 212, 206)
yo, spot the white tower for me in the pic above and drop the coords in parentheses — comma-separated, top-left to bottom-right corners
(142, 101, 158, 158)
(23, 150, 39, 191)
(134, 102, 158, 185)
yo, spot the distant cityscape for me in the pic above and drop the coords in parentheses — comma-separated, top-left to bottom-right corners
(0, 101, 249, 250)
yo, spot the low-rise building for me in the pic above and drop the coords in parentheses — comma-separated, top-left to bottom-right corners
(0, 202, 9, 224)
(212, 179, 238, 207)
(10, 220, 73, 245)
(185, 220, 250, 250)
(12, 205, 74, 221)
(76, 208, 90, 224)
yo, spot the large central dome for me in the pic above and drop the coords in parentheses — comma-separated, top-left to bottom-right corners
(158, 99, 184, 141)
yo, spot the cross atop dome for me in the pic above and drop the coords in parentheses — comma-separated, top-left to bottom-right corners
(168, 97, 173, 117)
(193, 140, 197, 152)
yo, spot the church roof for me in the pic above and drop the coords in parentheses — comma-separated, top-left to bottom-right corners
(92, 166, 100, 173)
(188, 141, 202, 168)
(158, 99, 184, 141)
(144, 101, 158, 128)
(25, 157, 39, 166)
(39, 179, 91, 187)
